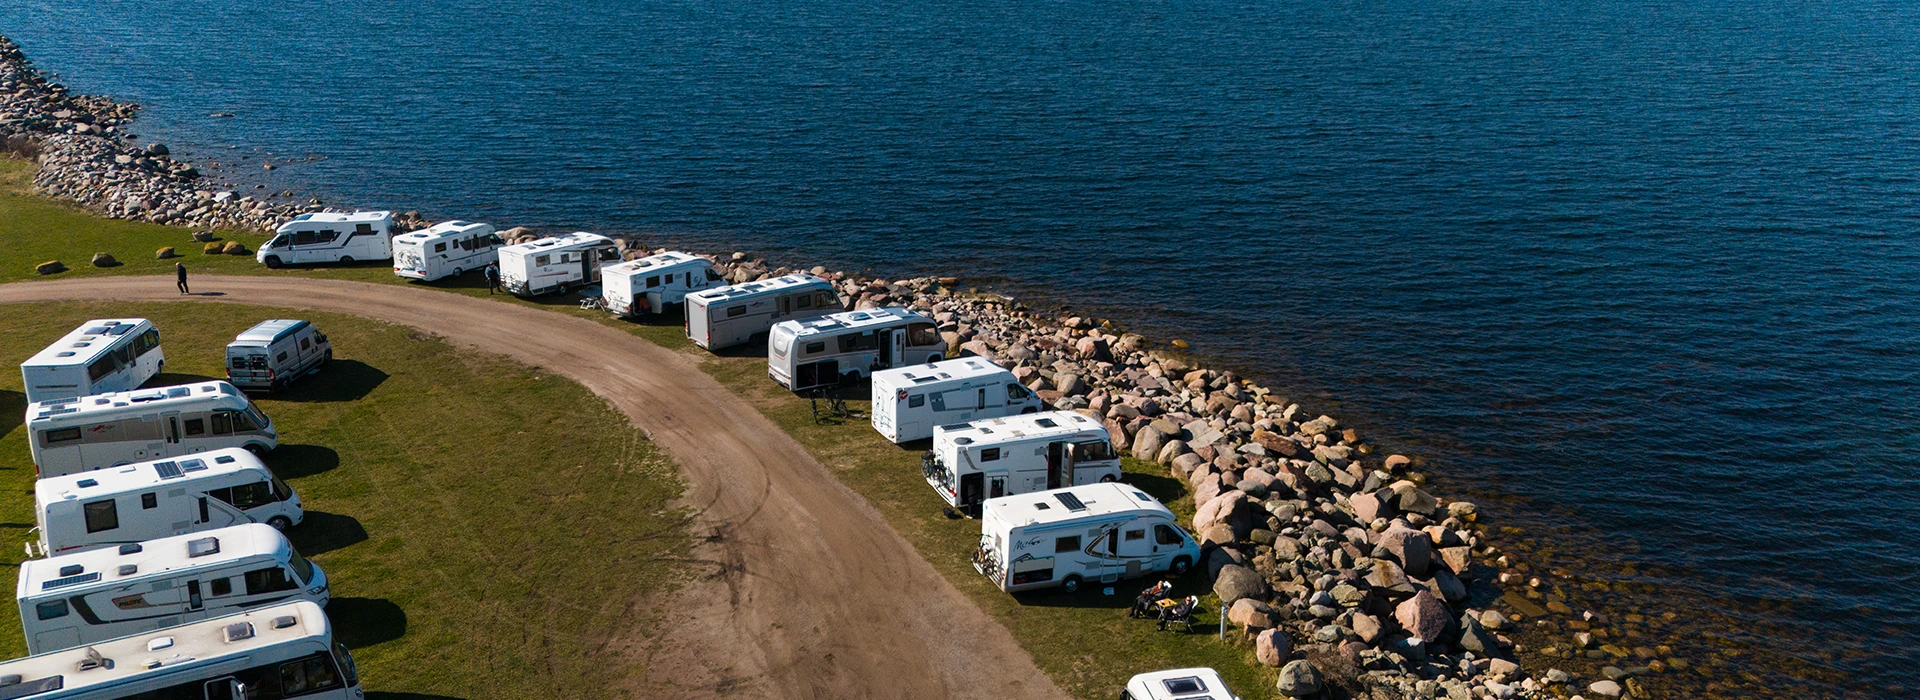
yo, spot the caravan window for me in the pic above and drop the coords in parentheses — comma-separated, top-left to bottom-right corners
(646, 275, 660, 288)
(87, 355, 117, 381)
(141, 493, 158, 509)
(906, 323, 940, 347)
(356, 224, 373, 234)
(229, 481, 274, 510)
(211, 412, 235, 435)
(1072, 441, 1115, 462)
(113, 593, 158, 610)
(727, 306, 747, 318)
(795, 294, 814, 309)
(316, 230, 338, 242)
(84, 500, 119, 533)
(434, 242, 447, 253)
(212, 578, 233, 596)
(135, 329, 161, 356)
(908, 394, 925, 408)
(1007, 384, 1031, 400)
(43, 427, 82, 445)
(1054, 536, 1080, 553)
(1155, 524, 1185, 546)
(34, 601, 68, 621)
(838, 331, 879, 353)
(535, 254, 551, 266)
(294, 230, 317, 245)
(804, 341, 825, 355)
(981, 448, 1002, 462)
(184, 418, 206, 436)
(1125, 529, 1146, 541)
(245, 566, 299, 595)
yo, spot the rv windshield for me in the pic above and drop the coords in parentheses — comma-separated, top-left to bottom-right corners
(240, 402, 271, 431)
(288, 548, 317, 586)
(270, 474, 294, 502)
(265, 234, 290, 249)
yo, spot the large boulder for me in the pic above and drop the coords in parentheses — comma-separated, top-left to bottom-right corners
(1438, 546, 1473, 576)
(155, 246, 177, 260)
(1351, 612, 1385, 644)
(1156, 439, 1190, 465)
(1275, 660, 1324, 698)
(1171, 452, 1206, 479)
(1381, 525, 1434, 575)
(1192, 474, 1223, 506)
(1366, 560, 1417, 600)
(1255, 628, 1289, 667)
(1228, 598, 1279, 632)
(1457, 612, 1501, 656)
(1193, 491, 1259, 539)
(1250, 429, 1300, 457)
(1395, 590, 1451, 643)
(1422, 566, 1468, 603)
(1391, 480, 1440, 516)
(90, 252, 119, 267)
(1350, 490, 1393, 523)
(190, 230, 216, 243)
(1297, 415, 1338, 437)
(222, 240, 249, 255)
(35, 260, 67, 275)
(1211, 564, 1267, 605)
(1131, 426, 1167, 461)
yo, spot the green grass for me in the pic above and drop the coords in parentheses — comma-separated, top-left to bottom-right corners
(0, 303, 691, 700)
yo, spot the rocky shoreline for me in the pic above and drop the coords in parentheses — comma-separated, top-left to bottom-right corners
(2, 33, 1695, 700)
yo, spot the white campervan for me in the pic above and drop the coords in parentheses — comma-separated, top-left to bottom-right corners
(871, 358, 1042, 444)
(600, 251, 725, 317)
(686, 274, 841, 351)
(924, 410, 1123, 516)
(1123, 668, 1242, 700)
(27, 381, 278, 478)
(0, 601, 362, 700)
(497, 232, 620, 296)
(225, 320, 331, 392)
(34, 448, 304, 556)
(767, 307, 946, 391)
(19, 319, 164, 404)
(392, 220, 502, 281)
(974, 483, 1199, 594)
(18, 524, 328, 654)
(257, 211, 394, 267)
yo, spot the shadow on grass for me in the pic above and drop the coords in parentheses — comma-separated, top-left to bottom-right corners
(274, 360, 388, 402)
(151, 372, 221, 386)
(0, 389, 22, 439)
(365, 694, 468, 700)
(1125, 471, 1189, 507)
(708, 336, 771, 359)
(327, 597, 408, 648)
(289, 510, 368, 556)
(265, 444, 339, 479)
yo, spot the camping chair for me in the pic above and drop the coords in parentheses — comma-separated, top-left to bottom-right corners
(1156, 595, 1198, 632)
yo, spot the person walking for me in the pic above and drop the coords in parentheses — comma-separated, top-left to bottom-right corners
(485, 262, 500, 295)
(175, 262, 189, 295)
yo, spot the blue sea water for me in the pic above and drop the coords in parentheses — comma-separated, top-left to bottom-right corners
(4, 0, 1918, 692)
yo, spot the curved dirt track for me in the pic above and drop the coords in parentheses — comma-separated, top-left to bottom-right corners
(0, 275, 1067, 700)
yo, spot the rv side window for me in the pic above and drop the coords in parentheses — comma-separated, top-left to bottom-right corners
(906, 322, 940, 347)
(113, 593, 157, 610)
(1155, 524, 1184, 546)
(279, 653, 343, 695)
(981, 448, 1002, 462)
(804, 341, 826, 355)
(300, 337, 311, 350)
(276, 351, 289, 362)
(356, 224, 373, 234)
(43, 427, 82, 445)
(795, 293, 813, 309)
(316, 230, 338, 242)
(34, 600, 68, 621)
(1125, 529, 1146, 541)
(212, 578, 233, 596)
(646, 275, 661, 288)
(1072, 441, 1114, 462)
(84, 500, 119, 533)
(87, 355, 117, 381)
(245, 566, 299, 595)
(727, 306, 747, 318)
(1055, 536, 1080, 553)
(141, 493, 158, 509)
(184, 418, 206, 436)
(294, 230, 317, 245)
(839, 331, 879, 353)
(908, 394, 925, 408)
(135, 329, 161, 356)
(434, 242, 447, 253)
(600, 247, 620, 261)
(816, 292, 835, 308)
(535, 254, 551, 266)
(211, 412, 235, 435)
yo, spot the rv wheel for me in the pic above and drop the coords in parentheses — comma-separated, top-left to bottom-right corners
(267, 516, 293, 533)
(1099, 474, 1119, 483)
(264, 256, 284, 269)
(1168, 556, 1192, 576)
(339, 256, 354, 264)
(453, 267, 464, 278)
(1061, 575, 1083, 594)
(243, 444, 269, 458)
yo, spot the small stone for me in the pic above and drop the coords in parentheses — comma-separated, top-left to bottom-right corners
(1587, 680, 1622, 698)
(155, 246, 176, 260)
(90, 252, 119, 267)
(1395, 590, 1451, 643)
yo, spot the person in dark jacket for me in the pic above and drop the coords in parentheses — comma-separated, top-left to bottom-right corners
(176, 262, 189, 295)
(484, 262, 501, 294)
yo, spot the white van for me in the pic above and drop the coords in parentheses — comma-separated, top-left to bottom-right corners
(225, 320, 331, 392)
(19, 319, 164, 404)
(27, 382, 278, 478)
(974, 483, 1200, 594)
(18, 524, 328, 655)
(0, 601, 362, 700)
(600, 251, 725, 317)
(871, 358, 1041, 444)
(34, 448, 304, 557)
(257, 211, 394, 267)
(767, 307, 946, 391)
(497, 232, 620, 296)
(924, 410, 1123, 516)
(393, 220, 502, 281)
(1123, 668, 1241, 700)
(686, 274, 841, 351)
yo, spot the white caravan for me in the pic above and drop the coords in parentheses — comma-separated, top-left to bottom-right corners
(1123, 668, 1241, 700)
(0, 601, 361, 700)
(392, 220, 502, 281)
(497, 232, 620, 296)
(974, 483, 1200, 594)
(686, 274, 841, 351)
(34, 448, 304, 557)
(257, 211, 394, 267)
(18, 524, 329, 655)
(767, 307, 946, 391)
(871, 358, 1042, 444)
(600, 251, 725, 317)
(19, 319, 164, 404)
(924, 410, 1123, 516)
(225, 320, 332, 392)
(27, 381, 278, 478)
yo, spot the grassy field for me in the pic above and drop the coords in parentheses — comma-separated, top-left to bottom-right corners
(0, 303, 691, 700)
(0, 155, 1276, 697)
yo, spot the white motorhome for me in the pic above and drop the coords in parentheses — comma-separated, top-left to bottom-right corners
(34, 448, 304, 557)
(600, 251, 725, 317)
(257, 211, 394, 267)
(1123, 668, 1242, 700)
(767, 307, 946, 391)
(974, 483, 1200, 594)
(497, 232, 620, 296)
(924, 410, 1123, 515)
(392, 220, 502, 281)
(19, 319, 164, 404)
(225, 320, 331, 392)
(18, 524, 329, 655)
(871, 358, 1041, 444)
(27, 382, 278, 478)
(686, 274, 841, 351)
(0, 601, 361, 700)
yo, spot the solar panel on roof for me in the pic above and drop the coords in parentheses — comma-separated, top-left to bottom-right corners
(154, 462, 183, 480)
(41, 572, 100, 591)
(1053, 492, 1088, 512)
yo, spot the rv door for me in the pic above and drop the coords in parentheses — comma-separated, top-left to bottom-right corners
(890, 329, 906, 368)
(1046, 442, 1069, 490)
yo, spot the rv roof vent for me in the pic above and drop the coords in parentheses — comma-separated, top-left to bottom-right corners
(206, 457, 228, 466)
(77, 646, 106, 671)
(57, 565, 83, 577)
(71, 342, 90, 348)
(1035, 418, 1057, 428)
(83, 326, 111, 334)
(1052, 492, 1089, 512)
(109, 324, 134, 336)
(56, 352, 74, 357)
(0, 674, 18, 686)
(75, 479, 98, 489)
(46, 397, 79, 406)
(1034, 502, 1050, 510)
(186, 538, 220, 559)
(222, 622, 254, 643)
(167, 387, 190, 398)
(147, 637, 173, 651)
(118, 565, 137, 576)
(119, 543, 143, 555)
(1160, 676, 1207, 695)
(1133, 492, 1152, 502)
(42, 572, 101, 591)
(954, 437, 972, 445)
(270, 615, 298, 630)
(93, 398, 110, 405)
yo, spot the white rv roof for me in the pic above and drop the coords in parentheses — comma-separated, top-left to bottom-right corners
(1125, 667, 1236, 700)
(0, 601, 330, 694)
(500, 231, 611, 254)
(688, 274, 832, 303)
(605, 251, 707, 276)
(872, 357, 1008, 391)
(27, 382, 244, 425)
(230, 319, 309, 347)
(985, 482, 1169, 528)
(394, 220, 492, 243)
(19, 524, 291, 599)
(20, 319, 153, 368)
(280, 210, 391, 227)
(779, 306, 928, 338)
(940, 410, 1106, 444)
(36, 448, 268, 505)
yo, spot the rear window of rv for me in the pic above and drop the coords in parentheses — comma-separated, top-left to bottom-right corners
(981, 448, 1001, 461)
(804, 342, 825, 355)
(43, 428, 82, 444)
(646, 275, 660, 288)
(84, 500, 119, 533)
(908, 394, 924, 408)
(535, 254, 550, 266)
(727, 306, 746, 318)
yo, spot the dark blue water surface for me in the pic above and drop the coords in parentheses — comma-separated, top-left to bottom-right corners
(6, 0, 1918, 692)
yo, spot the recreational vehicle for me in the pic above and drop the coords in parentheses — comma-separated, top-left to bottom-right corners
(686, 274, 841, 351)
(392, 220, 502, 281)
(1122, 668, 1241, 700)
(257, 211, 394, 267)
(973, 483, 1199, 594)
(27, 381, 278, 477)
(19, 319, 164, 404)
(600, 251, 724, 317)
(870, 358, 1042, 444)
(497, 232, 619, 296)
(225, 320, 331, 392)
(924, 410, 1123, 515)
(34, 448, 304, 556)
(767, 307, 945, 391)
(0, 601, 361, 700)
(18, 524, 328, 654)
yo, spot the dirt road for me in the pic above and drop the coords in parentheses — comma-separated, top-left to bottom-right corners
(0, 275, 1067, 700)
